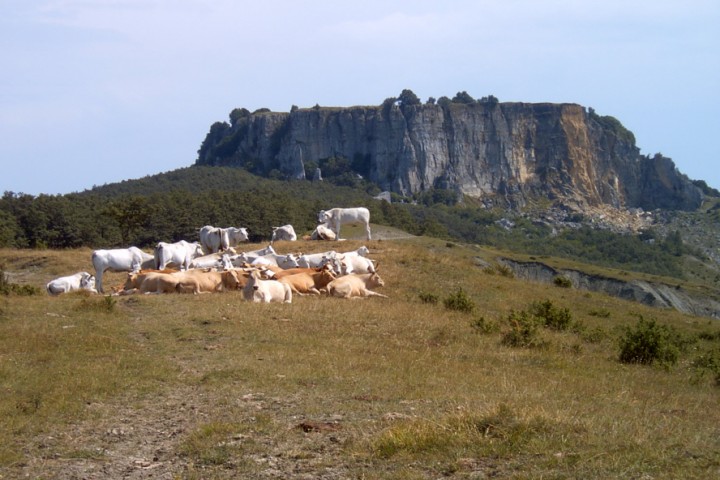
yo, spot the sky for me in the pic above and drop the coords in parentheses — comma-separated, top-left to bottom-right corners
(1, 0, 718, 196)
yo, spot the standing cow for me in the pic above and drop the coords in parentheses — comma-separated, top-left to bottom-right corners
(92, 246, 155, 293)
(154, 240, 205, 270)
(318, 207, 371, 240)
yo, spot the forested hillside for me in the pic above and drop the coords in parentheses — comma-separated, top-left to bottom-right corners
(1, 166, 717, 283)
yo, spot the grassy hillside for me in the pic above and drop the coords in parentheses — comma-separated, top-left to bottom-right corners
(1, 236, 718, 479)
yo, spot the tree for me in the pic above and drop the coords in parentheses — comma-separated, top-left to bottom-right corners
(398, 89, 421, 107)
(452, 91, 475, 104)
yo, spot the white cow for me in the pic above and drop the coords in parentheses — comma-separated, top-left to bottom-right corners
(199, 226, 249, 253)
(154, 240, 205, 270)
(318, 207, 371, 240)
(199, 225, 229, 254)
(229, 245, 277, 267)
(188, 249, 236, 270)
(339, 254, 376, 275)
(296, 250, 337, 268)
(92, 246, 155, 293)
(225, 227, 250, 248)
(250, 253, 301, 269)
(243, 270, 292, 303)
(310, 224, 337, 241)
(47, 271, 96, 295)
(337, 246, 374, 274)
(270, 225, 297, 243)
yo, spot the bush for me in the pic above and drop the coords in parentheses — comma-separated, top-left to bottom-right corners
(553, 276, 572, 288)
(529, 299, 573, 331)
(471, 316, 500, 334)
(588, 308, 611, 318)
(618, 316, 680, 367)
(418, 292, 439, 305)
(0, 270, 41, 296)
(691, 349, 720, 386)
(443, 288, 475, 313)
(501, 310, 543, 348)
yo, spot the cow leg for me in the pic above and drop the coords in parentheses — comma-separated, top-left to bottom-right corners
(95, 270, 104, 294)
(365, 221, 372, 240)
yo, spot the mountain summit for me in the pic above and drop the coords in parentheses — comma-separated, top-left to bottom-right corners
(196, 95, 703, 212)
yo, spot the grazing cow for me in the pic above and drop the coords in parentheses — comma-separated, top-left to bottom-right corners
(271, 224, 297, 243)
(318, 207, 371, 240)
(243, 270, 292, 303)
(326, 269, 387, 299)
(92, 246, 155, 293)
(309, 224, 337, 241)
(154, 240, 204, 270)
(47, 271, 96, 295)
(279, 265, 336, 295)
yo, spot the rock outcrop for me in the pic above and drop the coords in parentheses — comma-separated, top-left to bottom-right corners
(499, 258, 720, 318)
(196, 101, 703, 212)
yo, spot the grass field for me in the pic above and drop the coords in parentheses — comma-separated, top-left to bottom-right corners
(0, 233, 719, 479)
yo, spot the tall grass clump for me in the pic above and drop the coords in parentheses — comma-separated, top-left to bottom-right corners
(618, 316, 680, 367)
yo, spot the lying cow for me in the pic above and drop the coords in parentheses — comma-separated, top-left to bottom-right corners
(122, 269, 241, 294)
(271, 225, 297, 243)
(47, 271, 96, 295)
(175, 269, 242, 294)
(278, 265, 336, 295)
(243, 270, 292, 303)
(326, 268, 387, 299)
(309, 224, 337, 241)
(92, 246, 155, 293)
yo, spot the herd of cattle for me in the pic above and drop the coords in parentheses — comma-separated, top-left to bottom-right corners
(45, 207, 386, 302)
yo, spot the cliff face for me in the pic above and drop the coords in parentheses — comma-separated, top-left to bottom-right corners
(196, 102, 702, 211)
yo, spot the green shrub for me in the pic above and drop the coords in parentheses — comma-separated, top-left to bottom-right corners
(553, 276, 572, 288)
(691, 349, 720, 386)
(501, 310, 543, 348)
(418, 292, 439, 305)
(0, 270, 41, 296)
(581, 326, 608, 344)
(529, 299, 573, 331)
(588, 308, 611, 318)
(471, 316, 500, 334)
(618, 316, 680, 367)
(443, 288, 475, 313)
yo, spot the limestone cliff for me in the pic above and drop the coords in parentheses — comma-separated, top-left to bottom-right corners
(195, 101, 702, 211)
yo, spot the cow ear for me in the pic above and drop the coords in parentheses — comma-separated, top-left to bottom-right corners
(374, 262, 379, 271)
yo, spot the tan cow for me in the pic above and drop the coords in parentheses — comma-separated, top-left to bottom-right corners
(175, 269, 242, 294)
(278, 265, 336, 295)
(325, 268, 387, 299)
(121, 268, 241, 294)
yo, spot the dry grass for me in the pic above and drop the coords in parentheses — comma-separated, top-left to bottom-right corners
(0, 238, 719, 478)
